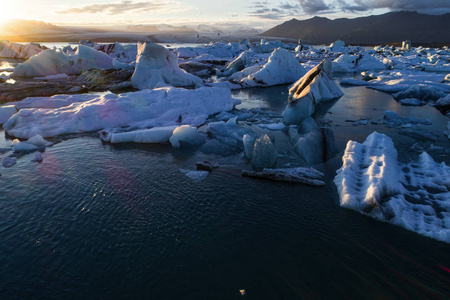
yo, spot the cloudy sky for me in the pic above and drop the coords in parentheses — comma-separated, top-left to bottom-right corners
(3, 0, 450, 28)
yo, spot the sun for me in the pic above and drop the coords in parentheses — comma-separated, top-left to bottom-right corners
(0, 3, 20, 34)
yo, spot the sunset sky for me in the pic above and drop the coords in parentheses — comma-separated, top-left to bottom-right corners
(2, 0, 450, 28)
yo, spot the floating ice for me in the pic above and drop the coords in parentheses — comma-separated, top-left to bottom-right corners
(241, 48, 306, 87)
(1, 157, 16, 168)
(12, 135, 53, 152)
(0, 41, 45, 59)
(332, 54, 386, 73)
(100, 126, 177, 144)
(249, 134, 277, 170)
(383, 110, 431, 126)
(0, 105, 18, 124)
(12, 45, 114, 77)
(131, 43, 202, 89)
(169, 125, 206, 148)
(218, 50, 255, 76)
(282, 59, 343, 125)
(334, 132, 450, 243)
(288, 117, 338, 165)
(242, 167, 325, 186)
(180, 169, 209, 182)
(4, 87, 238, 139)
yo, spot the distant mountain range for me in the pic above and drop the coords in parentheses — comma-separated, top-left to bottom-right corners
(262, 11, 450, 45)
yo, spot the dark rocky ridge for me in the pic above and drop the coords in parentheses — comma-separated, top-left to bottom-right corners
(262, 11, 450, 46)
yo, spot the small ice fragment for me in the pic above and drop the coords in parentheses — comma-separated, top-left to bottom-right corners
(33, 153, 43, 162)
(251, 134, 277, 170)
(169, 125, 206, 148)
(2, 157, 16, 168)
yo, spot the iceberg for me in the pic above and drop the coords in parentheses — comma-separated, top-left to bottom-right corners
(334, 132, 450, 243)
(218, 50, 255, 76)
(131, 42, 202, 89)
(169, 125, 206, 148)
(288, 117, 339, 165)
(249, 134, 277, 170)
(332, 54, 386, 73)
(282, 59, 343, 125)
(0, 41, 46, 59)
(12, 45, 114, 77)
(3, 87, 238, 139)
(0, 105, 18, 125)
(1, 157, 16, 168)
(241, 48, 306, 87)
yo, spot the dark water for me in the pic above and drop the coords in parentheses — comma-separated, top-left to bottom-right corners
(1, 83, 450, 299)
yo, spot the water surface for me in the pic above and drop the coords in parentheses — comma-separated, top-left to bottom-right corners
(1, 83, 450, 299)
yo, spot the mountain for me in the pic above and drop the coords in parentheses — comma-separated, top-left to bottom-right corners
(0, 20, 68, 36)
(262, 11, 450, 45)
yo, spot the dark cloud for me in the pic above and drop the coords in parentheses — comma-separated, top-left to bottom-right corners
(57, 1, 168, 15)
(298, 0, 329, 14)
(343, 0, 450, 14)
(248, 1, 303, 19)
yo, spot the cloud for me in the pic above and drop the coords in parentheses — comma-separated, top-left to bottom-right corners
(248, 1, 303, 20)
(339, 0, 450, 14)
(57, 0, 176, 15)
(298, 0, 329, 14)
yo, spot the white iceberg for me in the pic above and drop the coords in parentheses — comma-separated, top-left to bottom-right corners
(332, 54, 386, 73)
(12, 45, 114, 77)
(334, 132, 450, 243)
(241, 48, 306, 87)
(131, 42, 202, 89)
(169, 125, 206, 148)
(3, 87, 238, 139)
(282, 59, 343, 125)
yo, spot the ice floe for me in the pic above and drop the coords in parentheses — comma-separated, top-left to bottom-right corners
(12, 45, 114, 77)
(334, 132, 450, 243)
(3, 87, 238, 139)
(242, 167, 325, 186)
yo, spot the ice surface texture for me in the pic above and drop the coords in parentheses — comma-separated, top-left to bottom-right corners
(13, 45, 114, 77)
(283, 59, 344, 125)
(3, 87, 237, 139)
(334, 132, 450, 243)
(240, 48, 306, 87)
(131, 42, 202, 89)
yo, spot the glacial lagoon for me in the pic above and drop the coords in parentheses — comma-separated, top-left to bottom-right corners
(1, 78, 450, 299)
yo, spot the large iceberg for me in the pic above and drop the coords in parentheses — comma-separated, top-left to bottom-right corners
(283, 59, 343, 125)
(12, 45, 114, 77)
(241, 48, 306, 87)
(0, 41, 46, 59)
(334, 132, 450, 243)
(3, 87, 238, 139)
(131, 42, 202, 89)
